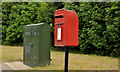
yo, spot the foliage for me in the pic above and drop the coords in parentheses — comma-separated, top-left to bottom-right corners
(2, 2, 64, 45)
(64, 2, 120, 57)
(2, 2, 120, 57)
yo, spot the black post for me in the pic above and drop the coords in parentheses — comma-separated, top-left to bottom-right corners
(65, 47, 69, 72)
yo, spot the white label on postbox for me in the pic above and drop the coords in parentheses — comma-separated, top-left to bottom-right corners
(57, 28, 61, 40)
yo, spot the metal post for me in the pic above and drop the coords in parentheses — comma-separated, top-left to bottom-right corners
(65, 47, 69, 72)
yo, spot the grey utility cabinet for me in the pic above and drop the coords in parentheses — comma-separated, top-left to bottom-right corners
(23, 23, 51, 67)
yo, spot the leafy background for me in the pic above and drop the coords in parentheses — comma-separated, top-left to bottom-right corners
(2, 2, 120, 57)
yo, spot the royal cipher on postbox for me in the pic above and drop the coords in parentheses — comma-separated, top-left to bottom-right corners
(54, 9, 79, 47)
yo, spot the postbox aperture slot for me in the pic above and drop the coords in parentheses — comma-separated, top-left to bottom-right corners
(55, 23, 64, 25)
(55, 15, 63, 18)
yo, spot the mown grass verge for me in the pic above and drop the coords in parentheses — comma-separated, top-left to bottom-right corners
(1, 45, 118, 70)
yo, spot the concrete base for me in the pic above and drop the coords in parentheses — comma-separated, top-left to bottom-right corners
(2, 62, 31, 70)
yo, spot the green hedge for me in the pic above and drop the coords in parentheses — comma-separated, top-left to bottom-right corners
(64, 2, 120, 57)
(2, 2, 120, 57)
(2, 2, 64, 45)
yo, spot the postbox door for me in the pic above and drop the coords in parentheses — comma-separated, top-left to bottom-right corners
(54, 13, 65, 46)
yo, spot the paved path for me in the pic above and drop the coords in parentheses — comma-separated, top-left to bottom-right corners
(2, 63, 13, 70)
(0, 62, 31, 70)
(0, 63, 2, 71)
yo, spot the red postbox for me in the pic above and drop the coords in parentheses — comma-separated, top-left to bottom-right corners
(54, 9, 79, 47)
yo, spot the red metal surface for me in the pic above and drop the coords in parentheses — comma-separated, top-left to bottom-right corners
(54, 9, 79, 47)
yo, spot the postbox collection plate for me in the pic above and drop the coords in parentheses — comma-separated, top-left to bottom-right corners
(57, 28, 61, 40)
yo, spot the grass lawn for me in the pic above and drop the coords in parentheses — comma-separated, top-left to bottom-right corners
(1, 45, 118, 70)
(2, 45, 23, 62)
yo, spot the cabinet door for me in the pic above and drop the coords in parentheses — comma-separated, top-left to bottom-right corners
(30, 27, 40, 66)
(39, 25, 50, 65)
(24, 27, 32, 66)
